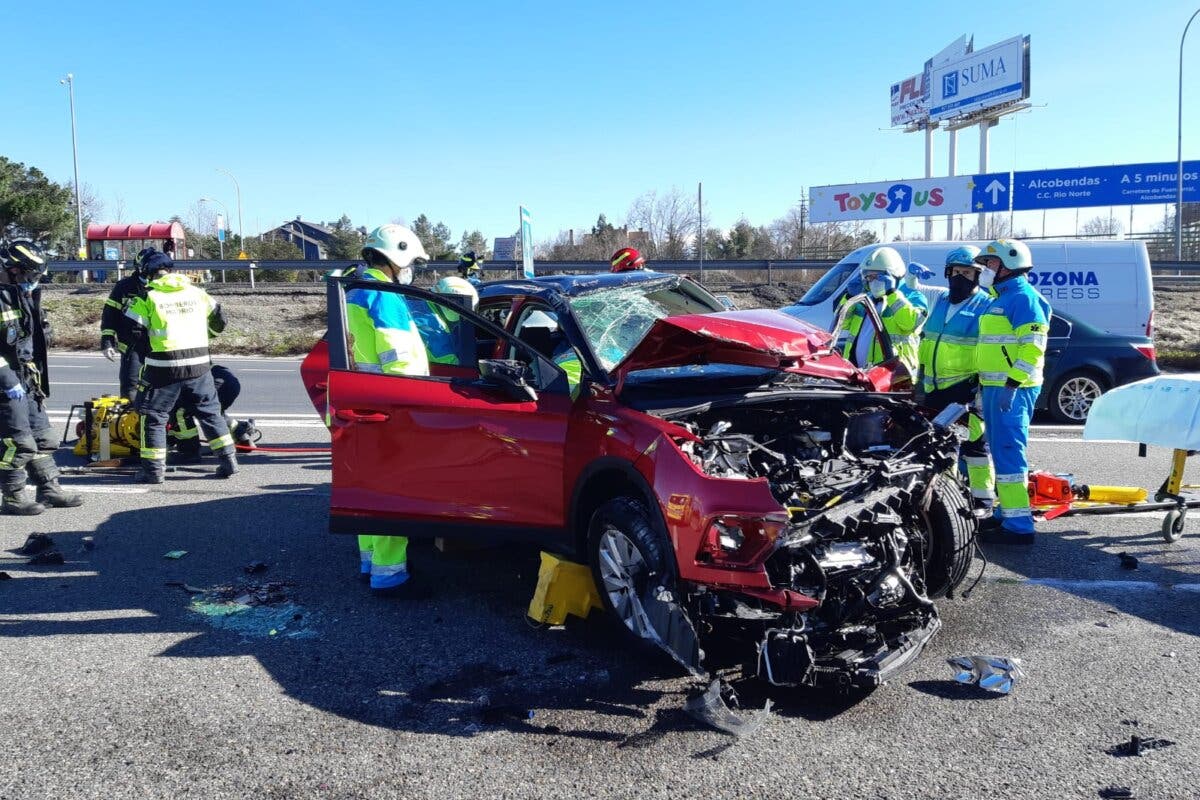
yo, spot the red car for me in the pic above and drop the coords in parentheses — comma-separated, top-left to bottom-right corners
(302, 271, 975, 689)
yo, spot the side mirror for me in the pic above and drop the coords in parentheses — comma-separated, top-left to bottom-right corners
(479, 359, 539, 402)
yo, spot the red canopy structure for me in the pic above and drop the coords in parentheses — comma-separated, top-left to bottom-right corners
(86, 222, 187, 261)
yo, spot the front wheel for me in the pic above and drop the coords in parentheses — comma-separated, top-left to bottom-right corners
(924, 475, 977, 598)
(587, 497, 675, 648)
(1048, 369, 1108, 424)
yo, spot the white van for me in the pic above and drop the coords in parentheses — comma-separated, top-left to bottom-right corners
(781, 240, 1154, 339)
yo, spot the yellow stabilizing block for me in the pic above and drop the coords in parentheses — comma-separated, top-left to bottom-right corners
(527, 551, 602, 625)
(1084, 486, 1148, 505)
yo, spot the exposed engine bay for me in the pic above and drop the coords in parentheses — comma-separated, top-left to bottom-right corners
(653, 391, 975, 691)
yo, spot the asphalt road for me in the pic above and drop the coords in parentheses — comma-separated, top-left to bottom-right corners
(2, 365, 1199, 799)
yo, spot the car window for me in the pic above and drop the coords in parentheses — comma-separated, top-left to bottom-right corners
(797, 259, 859, 305)
(1049, 315, 1071, 338)
(569, 281, 723, 371)
(343, 285, 549, 383)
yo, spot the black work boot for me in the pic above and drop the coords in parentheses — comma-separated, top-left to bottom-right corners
(2, 490, 45, 516)
(215, 449, 240, 478)
(36, 480, 84, 508)
(28, 457, 84, 508)
(136, 459, 166, 485)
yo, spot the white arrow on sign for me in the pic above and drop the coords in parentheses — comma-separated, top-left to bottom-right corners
(986, 179, 1007, 205)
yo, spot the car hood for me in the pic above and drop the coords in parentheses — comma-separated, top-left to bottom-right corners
(611, 309, 859, 386)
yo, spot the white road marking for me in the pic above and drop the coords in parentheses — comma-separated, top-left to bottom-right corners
(238, 368, 297, 373)
(0, 571, 101, 580)
(60, 485, 152, 494)
(52, 382, 121, 387)
(0, 608, 157, 621)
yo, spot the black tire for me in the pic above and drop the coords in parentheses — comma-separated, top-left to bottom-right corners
(1163, 508, 1186, 543)
(1048, 369, 1108, 424)
(586, 497, 676, 649)
(924, 475, 976, 598)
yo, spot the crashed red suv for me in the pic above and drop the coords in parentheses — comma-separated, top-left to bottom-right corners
(302, 271, 975, 689)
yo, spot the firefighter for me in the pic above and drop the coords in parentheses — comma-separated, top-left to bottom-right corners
(974, 238, 1052, 545)
(402, 276, 479, 369)
(457, 251, 484, 286)
(835, 246, 921, 374)
(125, 252, 238, 484)
(169, 365, 258, 462)
(100, 247, 156, 400)
(610, 247, 646, 273)
(0, 241, 83, 515)
(349, 224, 430, 592)
(916, 245, 994, 511)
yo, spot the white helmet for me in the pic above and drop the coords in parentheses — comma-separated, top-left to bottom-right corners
(977, 238, 1033, 272)
(434, 276, 479, 310)
(362, 224, 430, 271)
(859, 246, 906, 279)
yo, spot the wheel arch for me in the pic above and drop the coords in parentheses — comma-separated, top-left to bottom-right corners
(568, 457, 666, 562)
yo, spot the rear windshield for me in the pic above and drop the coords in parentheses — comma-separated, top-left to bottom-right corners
(797, 259, 859, 305)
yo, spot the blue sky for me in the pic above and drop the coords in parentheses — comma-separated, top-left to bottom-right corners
(5, 0, 1199, 245)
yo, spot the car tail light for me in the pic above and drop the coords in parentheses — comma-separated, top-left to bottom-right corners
(1145, 309, 1154, 339)
(1132, 343, 1156, 362)
(698, 515, 785, 567)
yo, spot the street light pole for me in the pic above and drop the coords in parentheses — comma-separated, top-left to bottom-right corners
(1178, 7, 1200, 260)
(60, 73, 85, 263)
(216, 168, 246, 258)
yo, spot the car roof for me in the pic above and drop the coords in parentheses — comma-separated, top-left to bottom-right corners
(478, 270, 677, 302)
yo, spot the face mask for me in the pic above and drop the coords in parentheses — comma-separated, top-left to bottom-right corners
(948, 274, 978, 303)
(868, 278, 888, 299)
(394, 266, 413, 285)
(977, 268, 996, 290)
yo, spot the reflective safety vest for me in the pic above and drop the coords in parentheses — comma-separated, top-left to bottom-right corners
(917, 289, 991, 393)
(837, 291, 920, 373)
(124, 273, 223, 386)
(345, 267, 429, 376)
(976, 275, 1052, 388)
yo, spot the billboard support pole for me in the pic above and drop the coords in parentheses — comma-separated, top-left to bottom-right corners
(947, 128, 958, 239)
(924, 124, 934, 240)
(977, 118, 995, 237)
(1179, 8, 1200, 259)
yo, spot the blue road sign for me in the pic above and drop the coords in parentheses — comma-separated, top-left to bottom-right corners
(520, 207, 534, 279)
(969, 172, 1012, 213)
(1011, 161, 1200, 211)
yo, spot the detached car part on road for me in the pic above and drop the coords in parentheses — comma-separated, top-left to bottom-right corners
(302, 271, 976, 690)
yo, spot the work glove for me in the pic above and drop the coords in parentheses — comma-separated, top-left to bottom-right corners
(103, 346, 117, 362)
(905, 262, 934, 289)
(998, 385, 1016, 414)
(5, 383, 26, 401)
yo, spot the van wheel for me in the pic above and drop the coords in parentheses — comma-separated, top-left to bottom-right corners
(587, 498, 675, 648)
(1049, 369, 1108, 424)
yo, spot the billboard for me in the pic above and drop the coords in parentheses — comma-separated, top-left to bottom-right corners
(1011, 161, 1200, 211)
(519, 206, 534, 279)
(889, 73, 927, 127)
(810, 175, 998, 222)
(929, 35, 1030, 122)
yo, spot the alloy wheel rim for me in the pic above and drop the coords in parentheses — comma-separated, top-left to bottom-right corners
(1060, 376, 1102, 421)
(597, 528, 655, 638)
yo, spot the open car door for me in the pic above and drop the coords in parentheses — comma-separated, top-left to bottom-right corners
(324, 278, 574, 542)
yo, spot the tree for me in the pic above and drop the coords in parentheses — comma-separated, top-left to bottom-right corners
(458, 229, 489, 259)
(410, 213, 454, 259)
(626, 187, 700, 259)
(325, 214, 365, 260)
(0, 156, 74, 249)
(1080, 215, 1123, 237)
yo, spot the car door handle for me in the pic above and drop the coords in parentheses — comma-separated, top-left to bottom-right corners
(335, 409, 390, 423)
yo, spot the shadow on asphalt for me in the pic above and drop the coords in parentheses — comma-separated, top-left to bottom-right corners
(4, 484, 836, 744)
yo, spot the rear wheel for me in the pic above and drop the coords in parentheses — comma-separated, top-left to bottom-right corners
(1049, 369, 1107, 424)
(587, 497, 675, 647)
(924, 475, 976, 598)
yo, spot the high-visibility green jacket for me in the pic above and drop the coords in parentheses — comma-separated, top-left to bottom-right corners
(917, 289, 991, 393)
(976, 276, 1052, 388)
(837, 291, 920, 373)
(125, 273, 224, 386)
(345, 267, 429, 376)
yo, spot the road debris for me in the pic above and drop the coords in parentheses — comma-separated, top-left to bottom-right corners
(947, 655, 1024, 694)
(16, 533, 54, 555)
(1098, 788, 1134, 799)
(684, 679, 772, 737)
(27, 551, 65, 566)
(1107, 733, 1175, 757)
(187, 580, 315, 639)
(164, 550, 188, 559)
(1117, 552, 1139, 570)
(81, 536, 94, 551)
(164, 580, 206, 594)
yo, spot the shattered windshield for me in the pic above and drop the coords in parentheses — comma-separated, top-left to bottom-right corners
(569, 279, 724, 371)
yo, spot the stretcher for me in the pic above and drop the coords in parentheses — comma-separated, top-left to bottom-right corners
(1031, 375, 1200, 543)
